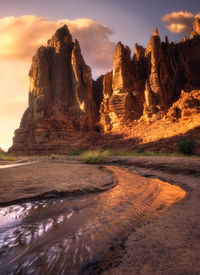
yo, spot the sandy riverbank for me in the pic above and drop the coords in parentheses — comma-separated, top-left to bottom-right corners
(103, 159, 200, 274)
(109, 155, 200, 175)
(0, 159, 116, 206)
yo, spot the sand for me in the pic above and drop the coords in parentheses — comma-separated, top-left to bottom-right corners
(103, 158, 200, 274)
(0, 159, 115, 206)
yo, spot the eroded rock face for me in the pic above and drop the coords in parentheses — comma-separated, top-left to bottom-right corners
(143, 24, 200, 119)
(100, 42, 145, 132)
(167, 90, 200, 119)
(100, 22, 200, 132)
(10, 25, 98, 154)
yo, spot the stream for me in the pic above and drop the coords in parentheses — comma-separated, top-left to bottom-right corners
(0, 166, 182, 274)
(0, 162, 37, 170)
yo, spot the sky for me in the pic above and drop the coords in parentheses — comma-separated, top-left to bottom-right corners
(0, 0, 199, 150)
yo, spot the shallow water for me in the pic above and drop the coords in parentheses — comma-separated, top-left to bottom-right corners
(0, 167, 181, 274)
(0, 162, 35, 169)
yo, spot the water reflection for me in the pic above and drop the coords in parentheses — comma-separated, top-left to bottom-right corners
(0, 166, 186, 274)
(0, 162, 36, 169)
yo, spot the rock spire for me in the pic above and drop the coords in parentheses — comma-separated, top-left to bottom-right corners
(10, 25, 98, 154)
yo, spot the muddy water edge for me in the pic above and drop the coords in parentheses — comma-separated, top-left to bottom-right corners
(0, 165, 186, 274)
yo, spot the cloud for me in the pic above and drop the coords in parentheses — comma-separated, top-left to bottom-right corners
(0, 15, 115, 72)
(162, 11, 200, 34)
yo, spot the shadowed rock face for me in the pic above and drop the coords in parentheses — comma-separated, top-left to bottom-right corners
(10, 25, 98, 154)
(10, 20, 200, 154)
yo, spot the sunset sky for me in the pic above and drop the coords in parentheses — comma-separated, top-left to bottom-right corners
(0, 0, 199, 150)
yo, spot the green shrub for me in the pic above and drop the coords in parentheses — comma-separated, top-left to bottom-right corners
(50, 154, 59, 159)
(81, 150, 110, 164)
(68, 150, 84, 156)
(177, 138, 195, 155)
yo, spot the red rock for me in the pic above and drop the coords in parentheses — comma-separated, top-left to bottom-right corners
(190, 17, 200, 38)
(100, 22, 200, 130)
(10, 25, 98, 154)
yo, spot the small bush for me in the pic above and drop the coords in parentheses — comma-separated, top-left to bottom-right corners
(0, 153, 16, 161)
(50, 154, 59, 159)
(81, 150, 110, 164)
(137, 146, 145, 153)
(177, 138, 195, 155)
(68, 150, 84, 156)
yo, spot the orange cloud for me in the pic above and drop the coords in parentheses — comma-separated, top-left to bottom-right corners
(162, 11, 200, 34)
(0, 15, 115, 72)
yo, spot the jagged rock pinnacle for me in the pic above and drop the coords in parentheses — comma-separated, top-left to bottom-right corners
(153, 27, 159, 36)
(54, 24, 71, 39)
(191, 17, 200, 37)
(48, 24, 72, 47)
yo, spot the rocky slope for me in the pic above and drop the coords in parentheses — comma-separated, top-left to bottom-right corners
(9, 19, 200, 154)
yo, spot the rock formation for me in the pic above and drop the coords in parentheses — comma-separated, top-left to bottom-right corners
(10, 18, 200, 154)
(167, 90, 200, 119)
(100, 18, 200, 133)
(10, 25, 98, 154)
(190, 17, 200, 38)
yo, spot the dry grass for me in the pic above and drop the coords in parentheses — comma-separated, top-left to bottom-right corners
(0, 153, 16, 161)
(50, 154, 60, 159)
(81, 150, 110, 164)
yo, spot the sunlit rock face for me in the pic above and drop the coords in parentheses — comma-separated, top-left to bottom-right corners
(10, 25, 98, 154)
(100, 42, 145, 133)
(100, 21, 200, 132)
(190, 17, 200, 38)
(167, 90, 200, 119)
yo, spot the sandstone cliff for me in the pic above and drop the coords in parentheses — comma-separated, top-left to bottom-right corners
(10, 19, 200, 154)
(10, 25, 98, 154)
(100, 18, 200, 134)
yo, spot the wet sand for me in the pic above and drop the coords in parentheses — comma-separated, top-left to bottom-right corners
(103, 161, 200, 274)
(0, 160, 115, 206)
